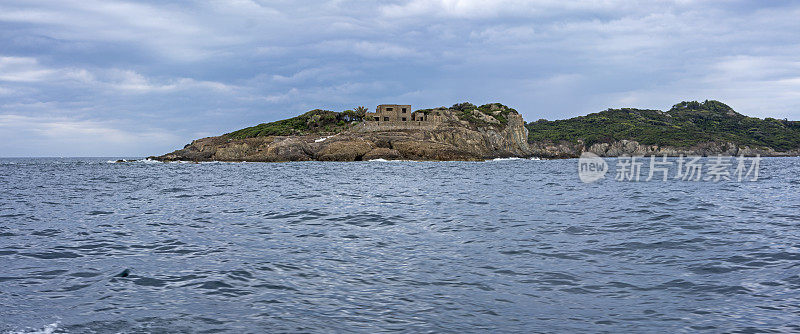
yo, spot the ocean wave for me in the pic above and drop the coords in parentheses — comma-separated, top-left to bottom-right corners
(488, 157, 524, 161)
(6, 322, 60, 334)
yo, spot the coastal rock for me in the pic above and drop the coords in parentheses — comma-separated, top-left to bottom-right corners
(153, 105, 533, 162)
(526, 139, 800, 158)
(362, 147, 402, 160)
(391, 140, 477, 161)
(315, 139, 373, 161)
(263, 138, 313, 161)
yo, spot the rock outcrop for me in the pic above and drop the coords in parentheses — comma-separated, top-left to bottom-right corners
(153, 107, 532, 162)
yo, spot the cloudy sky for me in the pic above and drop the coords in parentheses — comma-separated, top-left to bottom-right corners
(1, 0, 799, 156)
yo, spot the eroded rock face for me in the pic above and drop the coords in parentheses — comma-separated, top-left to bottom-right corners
(391, 140, 477, 161)
(263, 138, 313, 161)
(362, 148, 402, 160)
(527, 139, 800, 158)
(314, 139, 373, 161)
(152, 109, 534, 162)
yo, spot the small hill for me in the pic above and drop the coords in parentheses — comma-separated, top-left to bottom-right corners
(526, 100, 800, 156)
(227, 103, 520, 139)
(153, 102, 531, 162)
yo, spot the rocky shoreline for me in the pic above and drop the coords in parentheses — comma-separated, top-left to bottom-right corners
(152, 108, 533, 162)
(151, 102, 800, 162)
(153, 131, 798, 164)
(529, 140, 800, 158)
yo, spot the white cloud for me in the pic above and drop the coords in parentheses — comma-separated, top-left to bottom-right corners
(0, 56, 58, 82)
(314, 40, 422, 58)
(1, 0, 800, 156)
(711, 55, 800, 81)
(0, 114, 180, 156)
(0, 86, 15, 96)
(271, 66, 359, 83)
(381, 0, 543, 18)
(469, 26, 536, 44)
(97, 69, 238, 93)
(0, 0, 227, 61)
(379, 0, 687, 19)
(0, 56, 237, 93)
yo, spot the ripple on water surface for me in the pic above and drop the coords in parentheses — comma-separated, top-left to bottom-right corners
(1, 157, 800, 333)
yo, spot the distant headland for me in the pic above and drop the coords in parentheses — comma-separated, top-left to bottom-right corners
(151, 100, 800, 162)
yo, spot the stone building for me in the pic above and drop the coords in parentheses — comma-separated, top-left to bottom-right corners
(365, 104, 412, 122)
(355, 104, 452, 132)
(365, 104, 444, 123)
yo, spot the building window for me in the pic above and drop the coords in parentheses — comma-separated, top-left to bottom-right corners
(373, 117, 379, 121)
(401, 117, 407, 121)
(386, 107, 393, 111)
(383, 117, 389, 121)
(402, 108, 407, 113)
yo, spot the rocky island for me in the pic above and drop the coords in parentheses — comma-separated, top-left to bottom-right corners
(154, 103, 531, 162)
(152, 100, 800, 162)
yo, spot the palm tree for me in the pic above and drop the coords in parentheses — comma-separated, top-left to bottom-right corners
(353, 106, 369, 121)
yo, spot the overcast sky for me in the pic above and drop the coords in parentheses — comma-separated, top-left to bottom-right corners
(1, 0, 799, 156)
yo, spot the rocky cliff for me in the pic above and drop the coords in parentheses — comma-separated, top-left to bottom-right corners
(528, 140, 800, 158)
(153, 103, 532, 162)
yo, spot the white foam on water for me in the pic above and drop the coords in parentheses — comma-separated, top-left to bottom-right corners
(7, 322, 60, 334)
(488, 157, 524, 161)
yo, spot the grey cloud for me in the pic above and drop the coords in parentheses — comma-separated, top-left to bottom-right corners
(0, 0, 799, 156)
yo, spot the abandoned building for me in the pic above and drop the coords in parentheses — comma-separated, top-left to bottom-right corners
(365, 104, 412, 122)
(364, 104, 443, 123)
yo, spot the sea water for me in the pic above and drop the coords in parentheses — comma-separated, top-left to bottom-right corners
(1, 157, 799, 333)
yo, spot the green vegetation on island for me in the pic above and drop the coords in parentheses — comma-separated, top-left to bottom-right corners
(526, 100, 800, 150)
(224, 99, 798, 153)
(156, 99, 800, 162)
(227, 108, 367, 139)
(453, 102, 516, 126)
(228, 103, 518, 139)
(413, 102, 517, 126)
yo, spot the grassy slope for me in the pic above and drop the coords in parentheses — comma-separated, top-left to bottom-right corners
(227, 109, 355, 139)
(526, 100, 800, 151)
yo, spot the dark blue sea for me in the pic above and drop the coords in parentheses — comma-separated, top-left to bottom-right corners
(1, 157, 799, 333)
